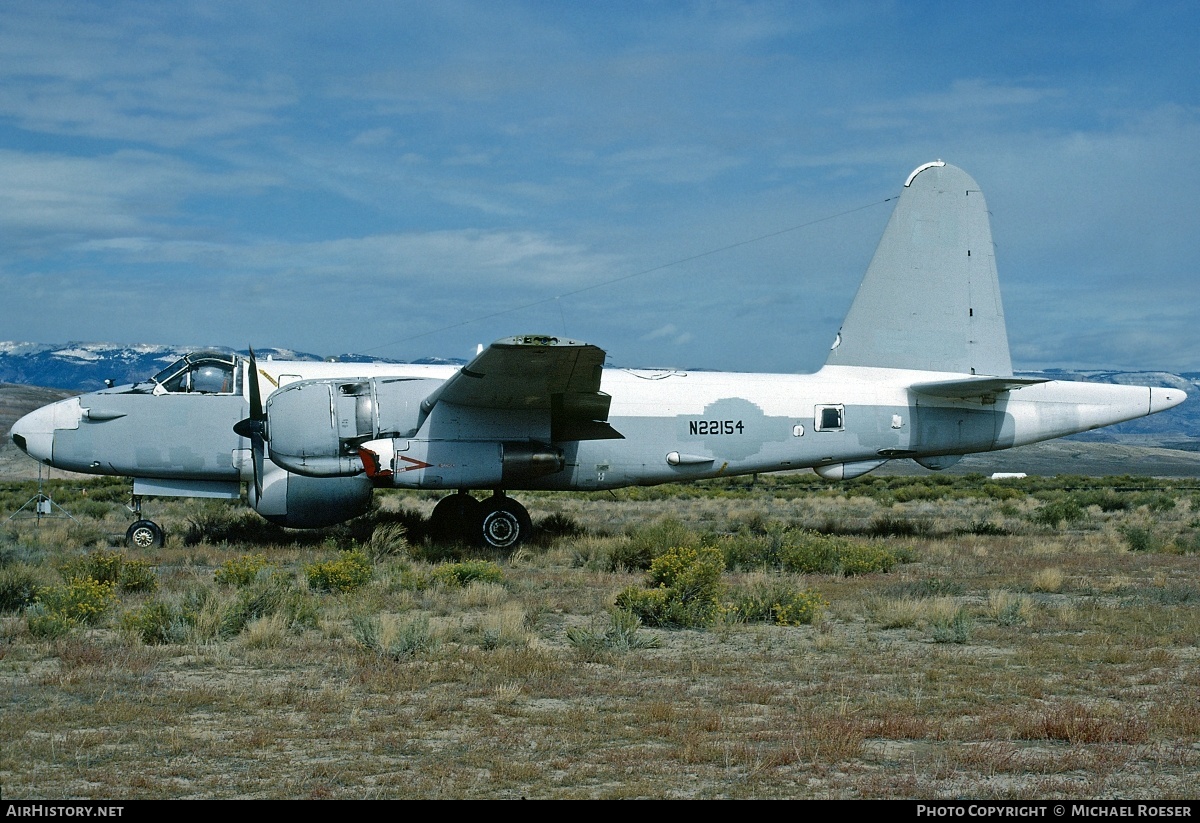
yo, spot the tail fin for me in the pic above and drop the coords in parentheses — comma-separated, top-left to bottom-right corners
(824, 161, 1013, 377)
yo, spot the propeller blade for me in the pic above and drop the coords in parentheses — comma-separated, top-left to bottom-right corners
(233, 347, 267, 437)
(247, 346, 263, 422)
(251, 436, 265, 501)
(233, 346, 268, 500)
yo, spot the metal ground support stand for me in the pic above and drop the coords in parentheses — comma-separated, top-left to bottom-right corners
(6, 465, 76, 525)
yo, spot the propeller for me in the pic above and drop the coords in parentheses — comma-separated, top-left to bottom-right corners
(233, 347, 267, 499)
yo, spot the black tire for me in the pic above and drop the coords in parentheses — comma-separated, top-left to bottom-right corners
(429, 493, 482, 544)
(478, 495, 532, 549)
(126, 519, 165, 549)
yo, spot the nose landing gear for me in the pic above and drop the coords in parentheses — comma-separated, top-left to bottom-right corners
(125, 494, 165, 549)
(126, 519, 165, 549)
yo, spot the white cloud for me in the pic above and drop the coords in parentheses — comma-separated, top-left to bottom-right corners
(0, 7, 295, 147)
(0, 149, 279, 242)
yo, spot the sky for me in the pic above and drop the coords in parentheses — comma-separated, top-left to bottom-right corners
(1, 1, 1197, 375)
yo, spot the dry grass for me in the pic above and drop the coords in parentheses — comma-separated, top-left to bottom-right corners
(1, 474, 1199, 798)
(1029, 566, 1066, 592)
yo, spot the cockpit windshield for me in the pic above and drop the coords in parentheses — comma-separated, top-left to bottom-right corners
(151, 351, 240, 396)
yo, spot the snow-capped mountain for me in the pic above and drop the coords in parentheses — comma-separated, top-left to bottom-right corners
(0, 342, 463, 393)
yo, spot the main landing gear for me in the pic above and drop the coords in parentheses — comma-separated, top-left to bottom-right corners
(428, 491, 533, 549)
(125, 495, 165, 549)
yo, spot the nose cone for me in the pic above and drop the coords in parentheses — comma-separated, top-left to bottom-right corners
(11, 404, 55, 463)
(10, 397, 82, 464)
(1150, 387, 1187, 415)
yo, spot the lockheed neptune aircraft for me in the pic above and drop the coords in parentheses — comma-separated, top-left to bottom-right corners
(10, 162, 1187, 549)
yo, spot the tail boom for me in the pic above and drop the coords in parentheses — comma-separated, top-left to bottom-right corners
(996, 381, 1187, 449)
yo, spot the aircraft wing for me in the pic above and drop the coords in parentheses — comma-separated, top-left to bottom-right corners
(424, 335, 621, 440)
(910, 376, 1049, 400)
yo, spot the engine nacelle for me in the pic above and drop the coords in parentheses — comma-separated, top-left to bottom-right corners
(266, 376, 439, 477)
(248, 464, 373, 528)
(358, 438, 564, 489)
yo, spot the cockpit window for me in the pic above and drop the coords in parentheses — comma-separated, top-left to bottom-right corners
(152, 352, 240, 395)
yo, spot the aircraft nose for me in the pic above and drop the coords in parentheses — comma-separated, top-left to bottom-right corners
(1149, 387, 1186, 415)
(10, 404, 59, 463)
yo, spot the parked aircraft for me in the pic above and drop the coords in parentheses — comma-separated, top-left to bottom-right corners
(10, 161, 1187, 549)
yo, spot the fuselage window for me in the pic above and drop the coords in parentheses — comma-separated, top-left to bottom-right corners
(814, 404, 845, 432)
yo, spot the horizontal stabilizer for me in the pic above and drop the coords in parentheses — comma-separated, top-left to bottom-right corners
(910, 376, 1048, 400)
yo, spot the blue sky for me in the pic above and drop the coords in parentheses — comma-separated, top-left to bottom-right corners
(1, 1, 1196, 374)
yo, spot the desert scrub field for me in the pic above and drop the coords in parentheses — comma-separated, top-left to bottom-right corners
(1, 472, 1199, 799)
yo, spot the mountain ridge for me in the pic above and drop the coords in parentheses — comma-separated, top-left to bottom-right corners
(0, 341, 463, 393)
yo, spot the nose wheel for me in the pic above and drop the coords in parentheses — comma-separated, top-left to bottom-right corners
(126, 519, 165, 549)
(124, 493, 165, 549)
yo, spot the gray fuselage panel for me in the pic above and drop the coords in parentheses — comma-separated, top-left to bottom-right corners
(50, 391, 246, 480)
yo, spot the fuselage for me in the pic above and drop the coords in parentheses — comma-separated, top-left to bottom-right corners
(11, 354, 1185, 492)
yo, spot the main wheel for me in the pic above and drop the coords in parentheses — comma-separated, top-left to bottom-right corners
(126, 519, 165, 549)
(478, 495, 533, 549)
(428, 493, 482, 544)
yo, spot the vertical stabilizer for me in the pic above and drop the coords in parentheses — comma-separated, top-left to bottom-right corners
(825, 162, 1013, 376)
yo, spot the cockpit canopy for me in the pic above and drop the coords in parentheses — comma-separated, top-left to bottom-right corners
(151, 351, 241, 396)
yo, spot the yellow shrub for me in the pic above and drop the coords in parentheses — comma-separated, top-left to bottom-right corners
(305, 552, 373, 593)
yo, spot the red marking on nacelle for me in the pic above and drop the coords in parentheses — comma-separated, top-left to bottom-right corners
(398, 455, 433, 472)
